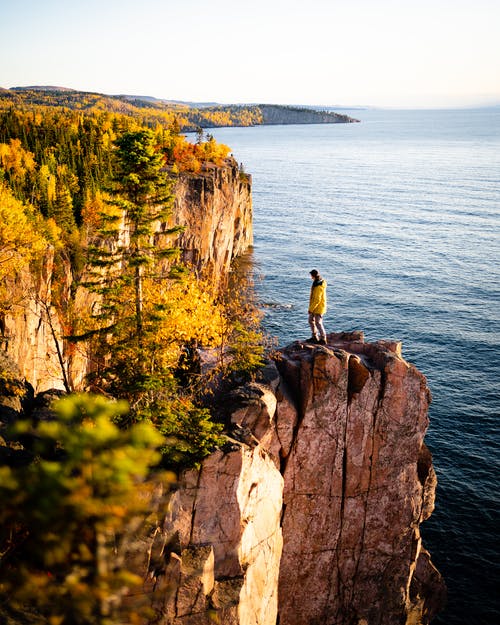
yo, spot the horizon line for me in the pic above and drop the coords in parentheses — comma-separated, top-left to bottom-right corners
(4, 84, 500, 111)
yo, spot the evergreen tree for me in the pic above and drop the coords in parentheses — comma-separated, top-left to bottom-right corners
(83, 130, 182, 346)
(111, 130, 182, 342)
(78, 130, 225, 468)
(51, 181, 77, 232)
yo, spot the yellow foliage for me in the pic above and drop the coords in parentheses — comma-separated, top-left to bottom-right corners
(0, 138, 36, 181)
(0, 182, 48, 281)
(79, 269, 228, 375)
(142, 275, 228, 368)
(197, 138, 231, 165)
(169, 135, 231, 172)
(43, 217, 63, 245)
(39, 163, 57, 203)
(0, 365, 26, 397)
(101, 130, 114, 149)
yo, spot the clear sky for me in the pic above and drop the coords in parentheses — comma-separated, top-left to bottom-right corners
(1, 0, 499, 108)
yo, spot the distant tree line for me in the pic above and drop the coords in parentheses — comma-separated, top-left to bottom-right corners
(0, 89, 264, 133)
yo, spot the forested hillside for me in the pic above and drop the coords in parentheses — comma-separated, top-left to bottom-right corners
(0, 86, 358, 131)
(0, 106, 232, 233)
(0, 101, 262, 466)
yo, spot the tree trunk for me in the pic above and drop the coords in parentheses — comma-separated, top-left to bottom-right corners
(135, 263, 143, 346)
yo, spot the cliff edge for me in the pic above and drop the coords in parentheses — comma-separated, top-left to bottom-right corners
(128, 332, 445, 624)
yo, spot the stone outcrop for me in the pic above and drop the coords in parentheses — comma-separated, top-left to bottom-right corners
(143, 448, 283, 625)
(128, 332, 445, 624)
(0, 159, 252, 393)
(0, 332, 445, 622)
(274, 333, 446, 625)
(173, 160, 252, 282)
(0, 246, 75, 394)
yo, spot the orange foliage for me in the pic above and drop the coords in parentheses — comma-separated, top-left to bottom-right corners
(172, 137, 202, 173)
(80, 190, 113, 231)
(167, 135, 231, 173)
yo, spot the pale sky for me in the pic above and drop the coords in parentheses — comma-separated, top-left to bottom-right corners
(1, 0, 499, 108)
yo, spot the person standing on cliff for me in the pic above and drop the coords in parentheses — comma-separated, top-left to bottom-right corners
(307, 269, 327, 345)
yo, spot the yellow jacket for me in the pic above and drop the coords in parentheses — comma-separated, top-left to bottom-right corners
(309, 279, 327, 315)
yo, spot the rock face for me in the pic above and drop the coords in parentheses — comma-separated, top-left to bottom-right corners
(0, 160, 252, 393)
(0, 246, 75, 394)
(146, 448, 283, 625)
(131, 333, 445, 624)
(258, 104, 359, 125)
(173, 160, 252, 283)
(0, 331, 445, 622)
(275, 333, 445, 625)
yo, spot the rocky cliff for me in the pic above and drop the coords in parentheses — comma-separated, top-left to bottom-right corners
(0, 159, 252, 393)
(126, 332, 445, 624)
(1, 156, 446, 622)
(173, 160, 252, 281)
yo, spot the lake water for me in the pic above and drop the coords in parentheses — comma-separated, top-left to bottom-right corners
(206, 108, 499, 624)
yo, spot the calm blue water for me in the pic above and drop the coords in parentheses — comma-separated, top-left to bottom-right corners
(206, 108, 500, 625)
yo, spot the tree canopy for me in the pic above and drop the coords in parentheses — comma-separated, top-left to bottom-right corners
(0, 394, 170, 625)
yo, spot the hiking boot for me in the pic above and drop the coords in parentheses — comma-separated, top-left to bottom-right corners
(318, 338, 327, 345)
(305, 337, 319, 344)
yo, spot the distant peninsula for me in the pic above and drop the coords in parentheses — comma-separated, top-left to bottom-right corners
(0, 86, 360, 130)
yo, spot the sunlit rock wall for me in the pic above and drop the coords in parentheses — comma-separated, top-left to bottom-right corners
(142, 333, 445, 625)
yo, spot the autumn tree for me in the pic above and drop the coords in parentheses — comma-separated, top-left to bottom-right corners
(0, 393, 169, 625)
(0, 182, 50, 311)
(0, 138, 36, 197)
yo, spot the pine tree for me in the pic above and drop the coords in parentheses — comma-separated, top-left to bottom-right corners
(51, 180, 77, 232)
(112, 130, 182, 341)
(77, 131, 226, 467)
(83, 129, 182, 346)
(79, 130, 185, 407)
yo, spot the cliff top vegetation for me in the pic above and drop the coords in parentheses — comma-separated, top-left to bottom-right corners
(0, 104, 233, 237)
